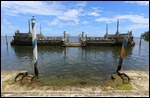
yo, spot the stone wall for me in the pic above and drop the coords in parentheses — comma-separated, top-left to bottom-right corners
(86, 39, 115, 46)
(11, 37, 64, 46)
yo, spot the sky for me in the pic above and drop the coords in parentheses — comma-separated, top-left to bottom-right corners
(1, 1, 149, 37)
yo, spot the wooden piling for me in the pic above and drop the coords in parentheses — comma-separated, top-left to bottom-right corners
(139, 35, 142, 46)
(5, 35, 8, 45)
(64, 31, 66, 42)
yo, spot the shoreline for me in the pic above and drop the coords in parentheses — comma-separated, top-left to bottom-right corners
(1, 70, 149, 97)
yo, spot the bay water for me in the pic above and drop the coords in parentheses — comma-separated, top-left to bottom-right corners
(1, 36, 149, 85)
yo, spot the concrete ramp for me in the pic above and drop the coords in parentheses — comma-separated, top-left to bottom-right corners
(64, 42, 82, 47)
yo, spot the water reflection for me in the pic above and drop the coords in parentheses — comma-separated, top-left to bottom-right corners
(11, 45, 33, 60)
(6, 41, 9, 55)
(139, 45, 141, 55)
(82, 46, 133, 61)
(11, 45, 66, 59)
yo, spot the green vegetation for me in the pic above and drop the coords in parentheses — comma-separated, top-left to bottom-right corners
(45, 87, 51, 91)
(116, 84, 133, 90)
(40, 72, 104, 86)
(141, 31, 149, 41)
(26, 86, 35, 91)
(102, 88, 111, 91)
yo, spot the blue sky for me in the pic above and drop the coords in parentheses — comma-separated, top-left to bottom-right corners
(1, 1, 149, 37)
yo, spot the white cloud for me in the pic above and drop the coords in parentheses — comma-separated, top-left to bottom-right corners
(82, 21, 89, 24)
(59, 25, 62, 28)
(95, 14, 149, 24)
(9, 26, 18, 29)
(116, 15, 149, 24)
(125, 1, 149, 6)
(95, 17, 116, 23)
(77, 1, 87, 7)
(3, 19, 11, 24)
(60, 22, 78, 26)
(1, 1, 85, 24)
(91, 7, 103, 10)
(1, 1, 83, 24)
(57, 9, 80, 24)
(120, 24, 149, 30)
(88, 6, 102, 17)
(1, 25, 4, 29)
(4, 13, 19, 17)
(91, 7, 103, 12)
(48, 19, 59, 25)
(36, 23, 40, 25)
(1, 1, 65, 16)
(89, 12, 101, 16)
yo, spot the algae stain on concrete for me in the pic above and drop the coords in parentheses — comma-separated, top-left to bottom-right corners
(116, 84, 133, 90)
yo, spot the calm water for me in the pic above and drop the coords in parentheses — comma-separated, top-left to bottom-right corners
(1, 36, 149, 85)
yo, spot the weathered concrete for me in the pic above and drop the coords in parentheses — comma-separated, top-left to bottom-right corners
(1, 90, 149, 97)
(1, 70, 149, 97)
(11, 37, 64, 46)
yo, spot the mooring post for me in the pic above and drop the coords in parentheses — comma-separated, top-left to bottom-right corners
(140, 35, 142, 46)
(31, 16, 39, 78)
(64, 31, 66, 42)
(116, 33, 129, 73)
(5, 35, 8, 45)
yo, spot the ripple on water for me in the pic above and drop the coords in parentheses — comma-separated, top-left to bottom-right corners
(1, 37, 149, 85)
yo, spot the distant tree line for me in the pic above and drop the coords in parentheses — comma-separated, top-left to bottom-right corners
(141, 31, 149, 41)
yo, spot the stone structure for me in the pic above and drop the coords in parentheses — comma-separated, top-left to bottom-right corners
(116, 19, 119, 35)
(104, 24, 108, 39)
(63, 31, 66, 42)
(66, 34, 70, 43)
(37, 24, 44, 39)
(79, 34, 81, 42)
(11, 19, 64, 46)
(11, 18, 135, 47)
(86, 19, 135, 46)
(82, 32, 84, 41)
(28, 19, 31, 34)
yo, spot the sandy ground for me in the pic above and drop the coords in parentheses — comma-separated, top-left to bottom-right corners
(1, 70, 149, 97)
